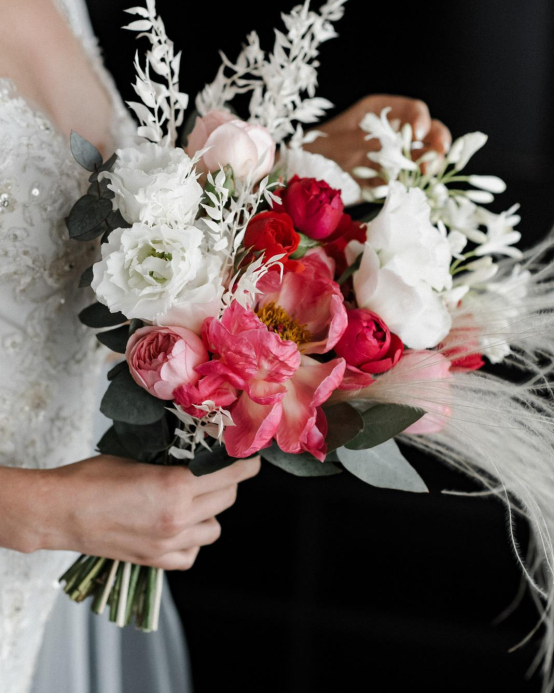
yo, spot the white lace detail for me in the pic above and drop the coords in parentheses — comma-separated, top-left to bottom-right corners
(0, 2, 137, 691)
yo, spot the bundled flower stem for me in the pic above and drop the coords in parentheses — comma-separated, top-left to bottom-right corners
(60, 556, 164, 632)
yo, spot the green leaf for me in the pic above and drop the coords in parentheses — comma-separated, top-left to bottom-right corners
(290, 233, 320, 259)
(96, 426, 130, 458)
(323, 402, 364, 451)
(96, 325, 129, 353)
(87, 177, 113, 199)
(181, 109, 199, 146)
(359, 207, 381, 224)
(79, 302, 126, 328)
(337, 439, 428, 493)
(345, 404, 425, 450)
(101, 368, 166, 425)
(129, 319, 144, 337)
(189, 444, 237, 476)
(89, 152, 117, 182)
(70, 131, 103, 172)
(107, 209, 131, 229)
(337, 253, 362, 286)
(66, 195, 113, 240)
(107, 360, 127, 381)
(262, 443, 342, 477)
(78, 266, 94, 288)
(113, 417, 172, 461)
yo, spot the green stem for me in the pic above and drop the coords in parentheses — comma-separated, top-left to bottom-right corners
(125, 564, 141, 626)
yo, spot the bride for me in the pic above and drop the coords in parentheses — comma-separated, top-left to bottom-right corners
(0, 1, 450, 691)
(0, 1, 262, 691)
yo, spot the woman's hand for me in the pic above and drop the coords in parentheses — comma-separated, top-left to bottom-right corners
(305, 94, 451, 177)
(0, 454, 261, 570)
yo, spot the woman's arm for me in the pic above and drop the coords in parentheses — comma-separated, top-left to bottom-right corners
(0, 455, 261, 570)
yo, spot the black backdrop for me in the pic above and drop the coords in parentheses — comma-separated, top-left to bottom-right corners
(87, 1, 554, 690)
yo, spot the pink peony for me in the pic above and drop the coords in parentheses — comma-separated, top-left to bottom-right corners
(256, 248, 348, 355)
(197, 302, 345, 461)
(173, 374, 238, 418)
(275, 176, 344, 240)
(401, 350, 453, 434)
(126, 325, 208, 400)
(186, 109, 275, 182)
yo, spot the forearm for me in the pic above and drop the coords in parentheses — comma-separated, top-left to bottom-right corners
(0, 466, 53, 553)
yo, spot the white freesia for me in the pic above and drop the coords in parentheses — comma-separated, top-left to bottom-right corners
(352, 183, 453, 349)
(104, 142, 203, 227)
(447, 132, 488, 170)
(474, 204, 522, 259)
(91, 222, 224, 333)
(360, 108, 417, 182)
(281, 147, 361, 205)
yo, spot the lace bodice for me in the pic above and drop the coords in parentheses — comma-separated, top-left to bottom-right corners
(0, 2, 137, 692)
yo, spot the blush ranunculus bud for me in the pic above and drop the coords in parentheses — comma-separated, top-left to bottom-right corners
(243, 211, 301, 267)
(125, 325, 209, 400)
(186, 109, 275, 182)
(276, 175, 345, 240)
(334, 309, 404, 375)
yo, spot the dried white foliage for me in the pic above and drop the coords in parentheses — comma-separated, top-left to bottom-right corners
(196, 0, 347, 142)
(124, 1, 189, 145)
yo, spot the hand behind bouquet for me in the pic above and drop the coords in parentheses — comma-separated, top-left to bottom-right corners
(0, 455, 261, 570)
(305, 94, 452, 180)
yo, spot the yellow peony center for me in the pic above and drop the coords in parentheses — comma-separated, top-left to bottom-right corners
(256, 302, 311, 346)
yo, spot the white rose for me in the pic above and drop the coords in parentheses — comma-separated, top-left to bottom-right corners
(103, 142, 203, 227)
(352, 183, 453, 349)
(281, 147, 361, 206)
(92, 223, 224, 334)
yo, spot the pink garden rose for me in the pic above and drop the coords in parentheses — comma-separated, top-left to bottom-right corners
(275, 175, 344, 240)
(256, 248, 348, 355)
(401, 350, 453, 434)
(126, 325, 208, 400)
(186, 109, 275, 182)
(197, 301, 345, 461)
(335, 309, 404, 375)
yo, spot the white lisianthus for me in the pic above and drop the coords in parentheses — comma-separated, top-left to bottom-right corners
(103, 142, 203, 227)
(351, 183, 453, 349)
(91, 223, 224, 333)
(280, 147, 361, 206)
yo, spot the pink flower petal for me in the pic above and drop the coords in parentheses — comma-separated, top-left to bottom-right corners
(225, 395, 282, 458)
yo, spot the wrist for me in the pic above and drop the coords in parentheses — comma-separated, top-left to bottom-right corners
(0, 467, 52, 553)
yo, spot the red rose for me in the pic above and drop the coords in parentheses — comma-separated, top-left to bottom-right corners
(243, 211, 300, 268)
(323, 213, 367, 277)
(335, 309, 404, 375)
(276, 176, 344, 240)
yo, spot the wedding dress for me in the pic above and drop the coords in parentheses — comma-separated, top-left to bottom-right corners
(0, 2, 189, 692)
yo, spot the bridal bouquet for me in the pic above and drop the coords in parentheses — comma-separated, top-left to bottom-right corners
(60, 1, 554, 689)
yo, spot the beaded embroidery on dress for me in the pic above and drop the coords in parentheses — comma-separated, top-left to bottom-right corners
(0, 2, 136, 692)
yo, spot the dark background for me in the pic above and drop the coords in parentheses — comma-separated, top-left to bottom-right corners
(88, 1, 554, 690)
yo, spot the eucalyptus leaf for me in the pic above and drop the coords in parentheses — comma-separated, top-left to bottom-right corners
(70, 131, 103, 172)
(107, 360, 127, 381)
(290, 233, 320, 259)
(101, 368, 165, 425)
(323, 402, 364, 452)
(96, 325, 129, 353)
(337, 439, 428, 493)
(78, 266, 94, 288)
(89, 152, 118, 182)
(66, 195, 112, 240)
(113, 417, 171, 460)
(96, 426, 130, 458)
(79, 302, 126, 328)
(262, 443, 342, 477)
(129, 319, 144, 337)
(346, 404, 425, 450)
(189, 444, 237, 476)
(107, 209, 131, 230)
